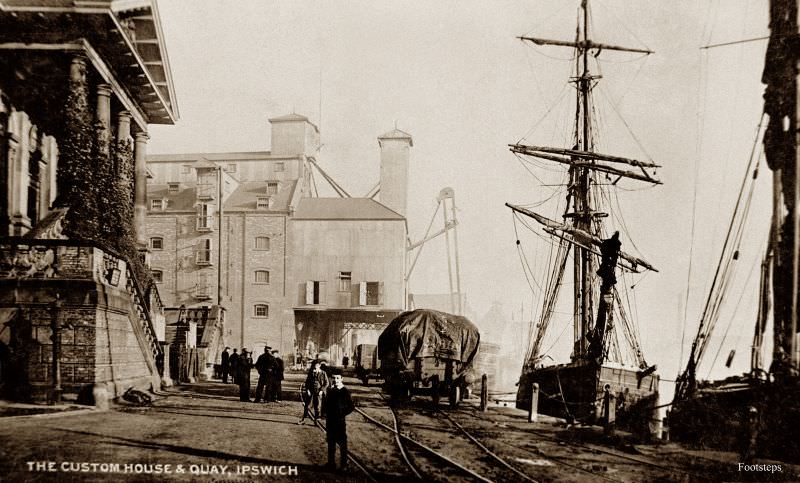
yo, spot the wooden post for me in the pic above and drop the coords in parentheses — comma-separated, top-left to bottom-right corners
(480, 374, 488, 411)
(528, 383, 539, 423)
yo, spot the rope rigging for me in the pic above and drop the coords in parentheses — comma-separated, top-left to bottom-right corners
(675, 114, 766, 401)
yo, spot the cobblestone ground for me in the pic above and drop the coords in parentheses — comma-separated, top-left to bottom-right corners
(0, 373, 371, 482)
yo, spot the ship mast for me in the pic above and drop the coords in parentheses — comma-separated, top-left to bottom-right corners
(762, 0, 800, 378)
(514, 0, 657, 362)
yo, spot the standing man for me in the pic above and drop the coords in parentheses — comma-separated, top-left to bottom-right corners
(237, 348, 253, 402)
(254, 346, 274, 403)
(271, 349, 284, 401)
(298, 360, 327, 425)
(325, 368, 354, 471)
(220, 347, 230, 383)
(229, 348, 240, 385)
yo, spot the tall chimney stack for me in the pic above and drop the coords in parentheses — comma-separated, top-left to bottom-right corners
(378, 128, 413, 217)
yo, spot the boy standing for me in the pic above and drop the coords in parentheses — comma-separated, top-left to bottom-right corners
(325, 368, 354, 471)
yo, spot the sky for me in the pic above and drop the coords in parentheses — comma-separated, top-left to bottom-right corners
(147, 0, 771, 390)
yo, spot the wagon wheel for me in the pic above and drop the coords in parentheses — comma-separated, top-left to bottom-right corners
(431, 377, 440, 406)
(449, 385, 461, 408)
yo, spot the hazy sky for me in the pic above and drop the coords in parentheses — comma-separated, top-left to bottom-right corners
(148, 0, 770, 387)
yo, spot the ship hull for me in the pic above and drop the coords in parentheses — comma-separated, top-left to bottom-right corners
(516, 361, 659, 433)
(669, 379, 800, 462)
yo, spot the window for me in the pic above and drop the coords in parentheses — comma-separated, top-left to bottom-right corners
(197, 203, 213, 231)
(254, 304, 269, 318)
(195, 273, 212, 299)
(254, 236, 270, 250)
(266, 181, 279, 195)
(181, 165, 191, 174)
(257, 197, 271, 210)
(151, 199, 163, 210)
(274, 162, 285, 172)
(197, 172, 216, 199)
(225, 163, 237, 173)
(305, 281, 326, 305)
(151, 270, 163, 283)
(196, 239, 212, 265)
(168, 182, 180, 193)
(150, 237, 163, 250)
(254, 270, 270, 284)
(359, 281, 383, 306)
(338, 272, 352, 292)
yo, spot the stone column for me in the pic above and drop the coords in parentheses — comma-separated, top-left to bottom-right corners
(116, 110, 132, 144)
(95, 84, 112, 155)
(134, 131, 149, 246)
(11, 113, 32, 235)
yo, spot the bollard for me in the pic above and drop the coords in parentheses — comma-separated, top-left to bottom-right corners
(528, 383, 539, 423)
(480, 374, 488, 411)
(603, 385, 616, 436)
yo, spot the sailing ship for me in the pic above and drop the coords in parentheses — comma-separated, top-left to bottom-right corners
(669, 0, 800, 461)
(507, 0, 661, 430)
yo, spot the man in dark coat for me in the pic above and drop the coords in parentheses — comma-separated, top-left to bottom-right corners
(254, 346, 274, 403)
(229, 348, 240, 385)
(237, 349, 253, 402)
(271, 350, 284, 401)
(220, 347, 230, 383)
(325, 368, 354, 470)
(298, 360, 328, 424)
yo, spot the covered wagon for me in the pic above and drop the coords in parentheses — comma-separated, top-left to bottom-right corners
(378, 309, 480, 407)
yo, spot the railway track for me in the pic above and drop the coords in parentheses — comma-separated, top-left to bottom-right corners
(354, 393, 541, 482)
(450, 406, 701, 482)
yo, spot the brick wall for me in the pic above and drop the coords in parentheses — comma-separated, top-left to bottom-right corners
(1, 279, 158, 402)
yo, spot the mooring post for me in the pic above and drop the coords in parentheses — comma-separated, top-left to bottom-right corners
(529, 383, 539, 423)
(603, 385, 616, 436)
(480, 374, 488, 411)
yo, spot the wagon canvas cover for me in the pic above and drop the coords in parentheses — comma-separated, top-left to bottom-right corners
(378, 309, 480, 369)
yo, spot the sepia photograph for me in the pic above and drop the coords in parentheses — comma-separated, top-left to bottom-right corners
(0, 0, 798, 481)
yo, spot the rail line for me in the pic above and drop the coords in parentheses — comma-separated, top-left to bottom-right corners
(355, 405, 494, 482)
(453, 406, 700, 481)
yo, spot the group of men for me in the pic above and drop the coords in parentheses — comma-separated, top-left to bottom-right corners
(220, 346, 284, 403)
(219, 348, 354, 471)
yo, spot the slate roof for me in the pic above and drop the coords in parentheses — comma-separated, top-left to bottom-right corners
(147, 180, 298, 213)
(292, 198, 404, 221)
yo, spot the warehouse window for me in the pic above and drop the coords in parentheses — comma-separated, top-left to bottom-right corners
(338, 271, 351, 292)
(274, 162, 285, 172)
(151, 270, 163, 283)
(254, 236, 270, 250)
(358, 281, 383, 306)
(150, 199, 163, 210)
(168, 182, 179, 193)
(254, 270, 270, 284)
(254, 304, 269, 318)
(305, 281, 326, 305)
(150, 237, 163, 250)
